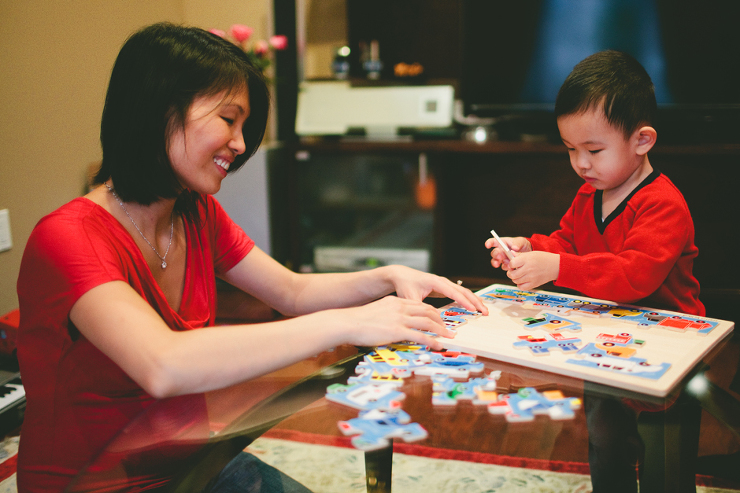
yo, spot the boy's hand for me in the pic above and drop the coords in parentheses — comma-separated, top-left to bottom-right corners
(484, 236, 531, 270)
(506, 251, 560, 291)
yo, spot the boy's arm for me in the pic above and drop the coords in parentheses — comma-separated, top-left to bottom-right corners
(529, 200, 579, 255)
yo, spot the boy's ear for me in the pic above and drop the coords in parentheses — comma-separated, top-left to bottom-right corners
(634, 126, 657, 155)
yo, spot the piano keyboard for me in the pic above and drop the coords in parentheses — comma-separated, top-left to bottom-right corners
(0, 378, 23, 411)
(0, 371, 24, 436)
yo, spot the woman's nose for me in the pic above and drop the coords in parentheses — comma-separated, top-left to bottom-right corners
(230, 130, 246, 156)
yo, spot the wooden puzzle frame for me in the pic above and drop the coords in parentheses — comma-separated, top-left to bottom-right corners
(437, 284, 735, 397)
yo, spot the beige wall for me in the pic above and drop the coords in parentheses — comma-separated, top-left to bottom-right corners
(303, 0, 347, 79)
(0, 0, 273, 315)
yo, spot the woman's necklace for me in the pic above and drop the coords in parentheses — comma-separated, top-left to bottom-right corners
(105, 183, 173, 269)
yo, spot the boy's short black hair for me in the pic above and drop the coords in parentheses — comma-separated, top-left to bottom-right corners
(554, 50, 657, 139)
(94, 22, 270, 213)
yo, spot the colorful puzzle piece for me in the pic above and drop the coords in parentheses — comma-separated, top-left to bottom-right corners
(338, 408, 428, 451)
(593, 332, 646, 358)
(431, 371, 502, 406)
(481, 286, 719, 337)
(347, 366, 405, 387)
(488, 387, 582, 422)
(562, 299, 613, 317)
(356, 348, 427, 378)
(605, 306, 650, 322)
(355, 346, 486, 380)
(567, 343, 671, 380)
(481, 288, 571, 312)
(325, 381, 405, 411)
(638, 314, 718, 336)
(513, 332, 582, 356)
(412, 350, 485, 378)
(520, 312, 582, 333)
(439, 305, 483, 330)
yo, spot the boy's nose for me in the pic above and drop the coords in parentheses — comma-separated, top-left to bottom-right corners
(575, 154, 591, 170)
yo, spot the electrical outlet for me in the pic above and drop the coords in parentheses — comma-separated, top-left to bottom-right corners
(0, 209, 12, 252)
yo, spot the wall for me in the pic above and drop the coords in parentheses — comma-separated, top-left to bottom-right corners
(302, 0, 347, 79)
(0, 0, 273, 315)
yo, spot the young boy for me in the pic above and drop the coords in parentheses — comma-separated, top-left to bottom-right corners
(485, 50, 704, 317)
(485, 51, 705, 492)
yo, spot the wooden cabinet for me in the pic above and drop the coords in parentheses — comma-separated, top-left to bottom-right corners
(270, 139, 740, 316)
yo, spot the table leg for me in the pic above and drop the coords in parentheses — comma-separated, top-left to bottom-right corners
(637, 391, 701, 493)
(365, 445, 393, 493)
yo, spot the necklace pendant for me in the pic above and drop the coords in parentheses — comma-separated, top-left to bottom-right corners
(161, 260, 167, 269)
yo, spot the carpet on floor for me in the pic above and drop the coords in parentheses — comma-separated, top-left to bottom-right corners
(246, 429, 740, 493)
(0, 433, 736, 492)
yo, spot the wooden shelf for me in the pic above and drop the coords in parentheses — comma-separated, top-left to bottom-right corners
(295, 138, 740, 156)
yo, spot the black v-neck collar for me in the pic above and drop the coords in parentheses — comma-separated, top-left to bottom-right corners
(594, 169, 661, 234)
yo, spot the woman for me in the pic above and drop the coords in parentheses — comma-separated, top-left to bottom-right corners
(16, 22, 487, 492)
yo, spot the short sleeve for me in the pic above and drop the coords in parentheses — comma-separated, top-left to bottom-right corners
(17, 201, 128, 320)
(204, 196, 255, 275)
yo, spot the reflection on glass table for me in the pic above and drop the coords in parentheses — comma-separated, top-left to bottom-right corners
(66, 329, 740, 493)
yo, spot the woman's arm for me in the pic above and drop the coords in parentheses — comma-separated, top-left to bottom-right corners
(70, 278, 459, 399)
(70, 245, 487, 399)
(220, 246, 487, 316)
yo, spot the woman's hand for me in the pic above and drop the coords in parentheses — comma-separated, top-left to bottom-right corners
(382, 265, 488, 316)
(336, 296, 455, 350)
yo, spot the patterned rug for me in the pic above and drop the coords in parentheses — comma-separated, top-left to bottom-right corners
(0, 434, 736, 492)
(0, 437, 18, 493)
(246, 430, 740, 493)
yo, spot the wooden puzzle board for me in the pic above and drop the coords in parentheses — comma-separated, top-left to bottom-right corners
(438, 284, 734, 397)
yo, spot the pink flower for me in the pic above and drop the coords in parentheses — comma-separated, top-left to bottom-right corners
(269, 35, 288, 50)
(209, 28, 227, 38)
(253, 40, 269, 56)
(229, 24, 253, 44)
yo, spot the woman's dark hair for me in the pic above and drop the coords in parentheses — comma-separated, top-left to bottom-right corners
(94, 22, 270, 214)
(554, 50, 657, 139)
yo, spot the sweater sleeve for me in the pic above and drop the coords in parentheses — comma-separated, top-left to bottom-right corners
(529, 195, 580, 255)
(553, 191, 691, 303)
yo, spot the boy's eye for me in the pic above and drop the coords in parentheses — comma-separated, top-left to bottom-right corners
(589, 149, 602, 155)
(221, 117, 235, 125)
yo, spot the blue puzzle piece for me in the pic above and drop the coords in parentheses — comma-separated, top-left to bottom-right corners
(325, 382, 406, 411)
(347, 366, 405, 387)
(480, 288, 528, 304)
(481, 287, 572, 310)
(602, 307, 651, 323)
(338, 408, 428, 451)
(413, 351, 485, 378)
(521, 312, 582, 333)
(488, 387, 581, 422)
(431, 372, 501, 406)
(567, 343, 671, 380)
(439, 305, 482, 329)
(356, 348, 429, 378)
(441, 306, 483, 318)
(513, 334, 582, 356)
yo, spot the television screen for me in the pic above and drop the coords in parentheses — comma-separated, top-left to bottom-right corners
(461, 0, 740, 116)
